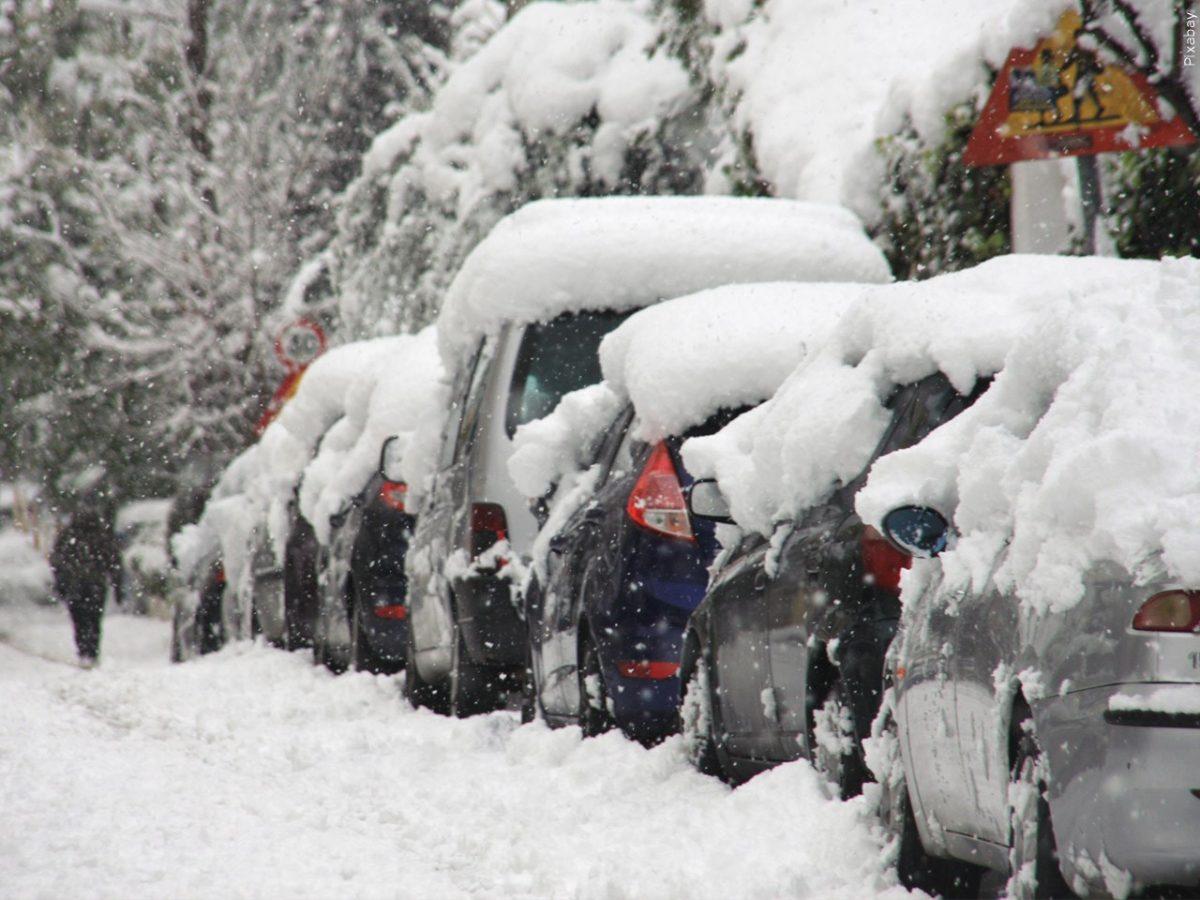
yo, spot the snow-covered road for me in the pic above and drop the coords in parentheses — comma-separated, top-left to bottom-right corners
(0, 600, 914, 900)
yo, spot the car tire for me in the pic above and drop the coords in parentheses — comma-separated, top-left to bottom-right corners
(520, 637, 541, 725)
(403, 627, 449, 714)
(449, 615, 502, 718)
(578, 634, 614, 737)
(812, 683, 858, 799)
(680, 655, 722, 778)
(877, 705, 983, 898)
(1008, 710, 1075, 899)
(312, 593, 347, 674)
(349, 596, 389, 674)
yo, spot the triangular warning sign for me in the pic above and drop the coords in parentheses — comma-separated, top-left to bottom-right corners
(964, 10, 1196, 166)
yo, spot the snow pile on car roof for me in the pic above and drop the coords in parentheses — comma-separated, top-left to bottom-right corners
(682, 256, 1161, 545)
(299, 327, 443, 543)
(601, 281, 865, 444)
(508, 282, 864, 500)
(436, 196, 890, 368)
(855, 255, 1200, 614)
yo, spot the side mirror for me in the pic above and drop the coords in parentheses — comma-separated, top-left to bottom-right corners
(379, 435, 405, 483)
(687, 479, 733, 524)
(881, 506, 951, 559)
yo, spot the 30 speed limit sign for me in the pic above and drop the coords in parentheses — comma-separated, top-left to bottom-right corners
(275, 319, 327, 371)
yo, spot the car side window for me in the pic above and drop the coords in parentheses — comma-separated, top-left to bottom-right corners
(437, 339, 490, 471)
(592, 407, 636, 484)
(453, 338, 497, 464)
(883, 373, 991, 456)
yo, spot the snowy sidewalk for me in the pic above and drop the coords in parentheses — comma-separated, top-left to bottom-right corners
(0, 602, 913, 899)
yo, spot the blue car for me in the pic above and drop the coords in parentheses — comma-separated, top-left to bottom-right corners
(523, 405, 735, 744)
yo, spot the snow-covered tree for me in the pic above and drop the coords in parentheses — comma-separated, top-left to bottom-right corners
(0, 0, 452, 503)
(327, 0, 705, 339)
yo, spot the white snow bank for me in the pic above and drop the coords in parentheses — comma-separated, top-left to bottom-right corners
(436, 195, 890, 368)
(856, 255, 1200, 614)
(683, 255, 1161, 542)
(299, 327, 443, 544)
(0, 629, 911, 900)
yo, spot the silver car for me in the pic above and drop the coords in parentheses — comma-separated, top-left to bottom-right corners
(876, 505, 1200, 898)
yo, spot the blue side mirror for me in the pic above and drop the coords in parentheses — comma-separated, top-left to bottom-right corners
(881, 506, 951, 559)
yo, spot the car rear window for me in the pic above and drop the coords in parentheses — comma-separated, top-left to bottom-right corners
(505, 309, 631, 437)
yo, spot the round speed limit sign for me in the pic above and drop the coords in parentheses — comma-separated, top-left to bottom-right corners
(275, 319, 327, 370)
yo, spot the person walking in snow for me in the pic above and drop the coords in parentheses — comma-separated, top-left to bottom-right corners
(50, 501, 123, 668)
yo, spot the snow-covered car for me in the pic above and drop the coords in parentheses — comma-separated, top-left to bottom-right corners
(512, 282, 857, 743)
(403, 194, 891, 718)
(171, 330, 441, 663)
(842, 255, 1200, 898)
(115, 499, 171, 615)
(301, 331, 442, 673)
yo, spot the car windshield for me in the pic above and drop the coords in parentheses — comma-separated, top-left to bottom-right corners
(505, 309, 631, 437)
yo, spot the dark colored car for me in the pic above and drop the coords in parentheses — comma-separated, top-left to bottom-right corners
(314, 444, 414, 674)
(524, 405, 734, 744)
(282, 512, 320, 649)
(680, 372, 988, 793)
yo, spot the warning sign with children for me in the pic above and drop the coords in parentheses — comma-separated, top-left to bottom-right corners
(964, 10, 1196, 166)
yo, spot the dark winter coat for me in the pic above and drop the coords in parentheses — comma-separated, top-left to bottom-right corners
(50, 511, 123, 602)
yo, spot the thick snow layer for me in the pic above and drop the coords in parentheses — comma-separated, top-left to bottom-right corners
(856, 255, 1200, 614)
(706, 0, 998, 211)
(508, 383, 624, 500)
(298, 328, 443, 544)
(436, 195, 890, 367)
(705, 0, 1200, 219)
(0, 603, 911, 900)
(599, 281, 862, 443)
(1110, 685, 1200, 715)
(683, 255, 1162, 543)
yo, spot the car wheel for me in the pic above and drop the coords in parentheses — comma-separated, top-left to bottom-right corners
(1007, 710, 1075, 899)
(403, 626, 449, 714)
(811, 683, 856, 798)
(349, 597, 384, 674)
(578, 634, 614, 737)
(876, 704, 982, 897)
(449, 615, 502, 718)
(312, 593, 346, 674)
(520, 636, 540, 725)
(680, 654, 722, 778)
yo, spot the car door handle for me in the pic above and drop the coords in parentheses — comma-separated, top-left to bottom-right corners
(753, 569, 769, 591)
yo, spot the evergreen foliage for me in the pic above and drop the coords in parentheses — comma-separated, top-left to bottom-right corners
(1106, 147, 1200, 259)
(875, 103, 1013, 281)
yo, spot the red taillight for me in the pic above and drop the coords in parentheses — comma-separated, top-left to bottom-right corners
(372, 604, 408, 620)
(1132, 591, 1200, 632)
(379, 480, 407, 512)
(617, 660, 681, 680)
(214, 565, 226, 585)
(626, 442, 695, 542)
(861, 525, 911, 592)
(470, 502, 508, 560)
